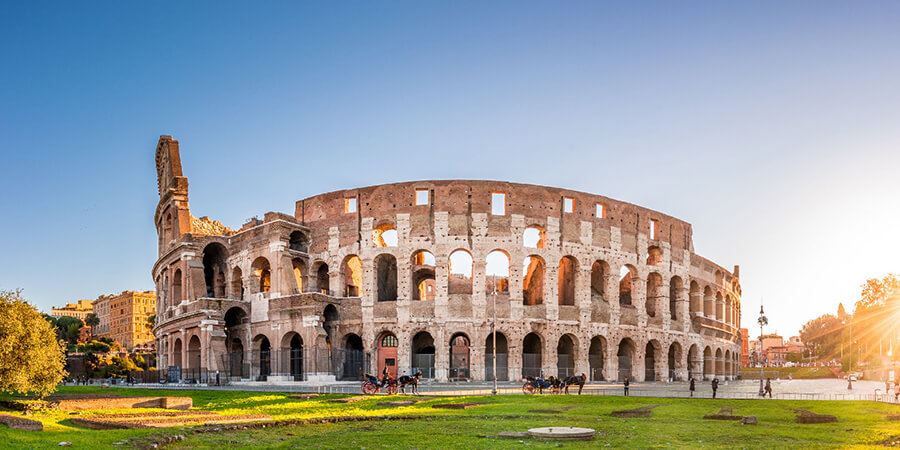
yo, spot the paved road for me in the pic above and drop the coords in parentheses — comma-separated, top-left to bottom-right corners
(89, 378, 899, 402)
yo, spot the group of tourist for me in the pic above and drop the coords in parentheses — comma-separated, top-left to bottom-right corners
(620, 376, 775, 399)
(884, 381, 900, 402)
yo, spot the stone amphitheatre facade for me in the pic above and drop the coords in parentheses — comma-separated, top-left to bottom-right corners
(152, 135, 742, 383)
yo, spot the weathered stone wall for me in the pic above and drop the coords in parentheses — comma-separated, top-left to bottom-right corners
(151, 136, 742, 383)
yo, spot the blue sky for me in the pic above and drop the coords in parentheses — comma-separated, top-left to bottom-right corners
(1, 1, 899, 336)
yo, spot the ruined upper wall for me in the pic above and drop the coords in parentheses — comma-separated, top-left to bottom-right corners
(293, 180, 707, 264)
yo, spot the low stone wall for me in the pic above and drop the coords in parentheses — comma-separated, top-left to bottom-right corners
(41, 395, 192, 411)
(0, 414, 43, 431)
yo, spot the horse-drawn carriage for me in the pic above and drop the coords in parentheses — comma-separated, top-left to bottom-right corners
(522, 374, 586, 395)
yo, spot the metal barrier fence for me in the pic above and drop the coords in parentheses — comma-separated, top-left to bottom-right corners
(219, 348, 367, 382)
(484, 353, 509, 381)
(411, 354, 435, 379)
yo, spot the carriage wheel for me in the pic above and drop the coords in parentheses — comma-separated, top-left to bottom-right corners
(387, 384, 400, 395)
(522, 383, 535, 395)
(361, 381, 376, 394)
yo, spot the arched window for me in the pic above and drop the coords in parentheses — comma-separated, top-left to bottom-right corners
(289, 231, 309, 252)
(342, 256, 362, 297)
(619, 265, 636, 306)
(172, 269, 183, 303)
(381, 334, 398, 347)
(292, 259, 307, 293)
(523, 255, 545, 305)
(558, 256, 577, 306)
(411, 250, 436, 301)
(251, 257, 271, 293)
(448, 250, 473, 295)
(485, 250, 510, 294)
(202, 243, 228, 298)
(374, 254, 398, 301)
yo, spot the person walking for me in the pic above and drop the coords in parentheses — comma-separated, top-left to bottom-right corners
(893, 383, 899, 403)
(623, 377, 630, 396)
(764, 378, 773, 398)
(689, 377, 696, 398)
(711, 378, 719, 399)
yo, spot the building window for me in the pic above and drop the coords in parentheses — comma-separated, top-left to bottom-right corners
(650, 219, 659, 240)
(415, 189, 429, 206)
(345, 197, 357, 214)
(596, 203, 606, 218)
(563, 197, 575, 213)
(491, 192, 506, 216)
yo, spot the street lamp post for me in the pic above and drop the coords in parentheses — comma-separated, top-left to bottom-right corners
(757, 303, 768, 397)
(491, 275, 497, 395)
(848, 314, 853, 390)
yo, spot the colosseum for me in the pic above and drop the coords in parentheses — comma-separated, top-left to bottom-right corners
(152, 135, 742, 384)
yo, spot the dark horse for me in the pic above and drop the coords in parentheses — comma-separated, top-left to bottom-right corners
(563, 373, 587, 394)
(397, 370, 423, 394)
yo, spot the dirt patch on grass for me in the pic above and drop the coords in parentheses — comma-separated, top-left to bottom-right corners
(16, 394, 193, 411)
(528, 406, 580, 414)
(888, 415, 900, 422)
(793, 409, 837, 424)
(431, 402, 487, 410)
(0, 414, 43, 431)
(288, 394, 319, 400)
(610, 405, 661, 418)
(703, 407, 742, 420)
(328, 396, 368, 404)
(70, 413, 271, 429)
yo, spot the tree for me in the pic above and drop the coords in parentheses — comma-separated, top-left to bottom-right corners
(53, 316, 84, 345)
(0, 290, 67, 397)
(84, 313, 99, 341)
(855, 274, 898, 312)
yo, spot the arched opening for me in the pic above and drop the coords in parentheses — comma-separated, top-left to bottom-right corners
(226, 337, 244, 379)
(591, 260, 608, 300)
(341, 256, 362, 297)
(377, 332, 398, 378)
(323, 304, 338, 355)
(523, 226, 546, 249)
(485, 250, 510, 294)
(316, 263, 330, 295)
(523, 255, 545, 305)
(619, 265, 636, 306)
(448, 250, 473, 295)
(374, 254, 398, 301)
(289, 334, 303, 381)
(645, 341, 659, 381)
(646, 272, 663, 318)
(292, 259, 307, 293)
(164, 213, 173, 244)
(449, 333, 470, 380)
(484, 332, 508, 381)
(669, 276, 682, 320)
(725, 295, 733, 326)
(289, 230, 309, 253)
(703, 346, 713, 379)
(557, 334, 576, 378)
(522, 332, 543, 378)
(715, 292, 724, 322)
(342, 333, 364, 380)
(411, 251, 436, 301)
(172, 338, 182, 369)
(617, 338, 635, 381)
(223, 307, 247, 378)
(557, 256, 577, 306)
(202, 243, 228, 298)
(724, 349, 732, 378)
(251, 257, 271, 293)
(668, 342, 682, 381)
(715, 348, 724, 376)
(688, 344, 701, 381)
(172, 269, 183, 303)
(373, 224, 398, 247)
(646, 246, 663, 266)
(589, 336, 606, 381)
(689, 281, 700, 315)
(187, 335, 202, 371)
(703, 286, 713, 317)
(411, 331, 436, 379)
(231, 267, 244, 300)
(254, 335, 271, 381)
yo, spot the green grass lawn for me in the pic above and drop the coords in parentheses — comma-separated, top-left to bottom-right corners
(1, 386, 899, 448)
